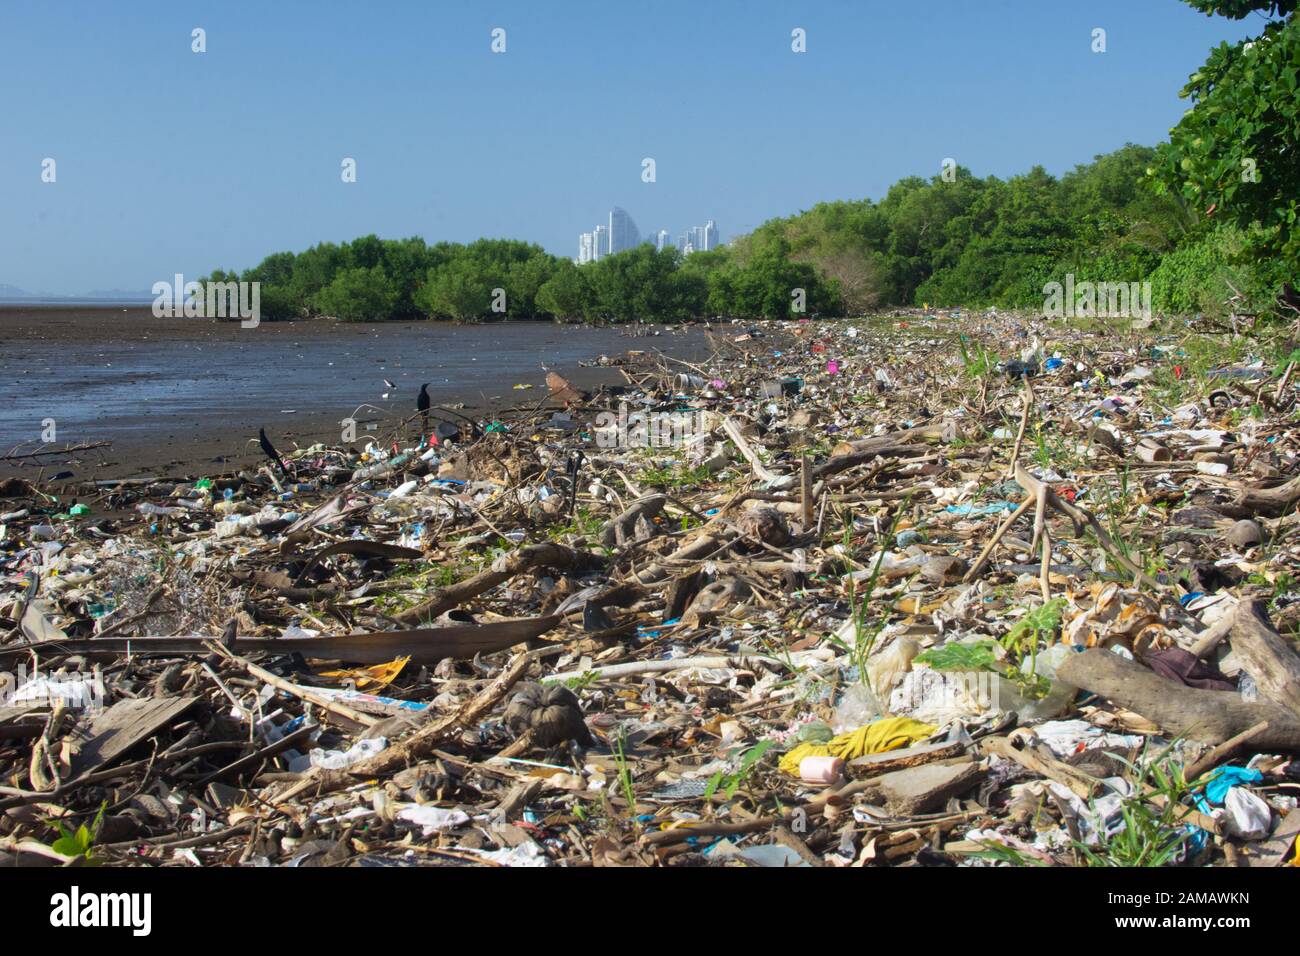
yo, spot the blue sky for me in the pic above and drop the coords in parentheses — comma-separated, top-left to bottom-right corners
(0, 0, 1265, 294)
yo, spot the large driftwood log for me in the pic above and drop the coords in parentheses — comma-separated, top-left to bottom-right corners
(0, 617, 561, 668)
(1233, 473, 1300, 518)
(830, 419, 960, 457)
(811, 443, 932, 481)
(599, 495, 668, 547)
(1057, 649, 1300, 749)
(396, 542, 602, 624)
(1225, 599, 1300, 715)
(632, 532, 727, 585)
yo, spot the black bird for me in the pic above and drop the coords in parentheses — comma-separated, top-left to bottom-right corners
(258, 427, 286, 476)
(417, 384, 431, 431)
(565, 450, 584, 517)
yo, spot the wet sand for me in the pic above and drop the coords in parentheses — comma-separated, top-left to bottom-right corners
(0, 307, 711, 479)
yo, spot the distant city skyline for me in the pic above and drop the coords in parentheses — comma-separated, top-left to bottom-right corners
(578, 210, 721, 262)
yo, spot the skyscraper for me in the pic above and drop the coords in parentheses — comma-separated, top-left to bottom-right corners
(608, 207, 640, 255)
(655, 229, 671, 251)
(702, 220, 718, 251)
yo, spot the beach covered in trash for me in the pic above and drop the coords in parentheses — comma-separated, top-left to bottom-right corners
(3, 311, 1300, 868)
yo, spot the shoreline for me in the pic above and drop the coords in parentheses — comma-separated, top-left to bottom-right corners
(0, 306, 712, 481)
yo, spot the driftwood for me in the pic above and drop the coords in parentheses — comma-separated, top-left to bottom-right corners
(68, 696, 200, 777)
(348, 649, 534, 777)
(811, 443, 931, 481)
(633, 532, 728, 585)
(1232, 473, 1300, 517)
(1214, 599, 1300, 714)
(846, 740, 966, 779)
(0, 440, 112, 461)
(830, 419, 959, 457)
(1014, 464, 1163, 590)
(1183, 721, 1270, 782)
(1057, 649, 1300, 748)
(722, 417, 791, 486)
(599, 495, 668, 547)
(396, 543, 601, 623)
(0, 616, 561, 667)
(266, 650, 541, 806)
(207, 641, 379, 731)
(292, 540, 424, 585)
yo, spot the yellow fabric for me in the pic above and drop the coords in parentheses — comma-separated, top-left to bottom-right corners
(778, 716, 935, 776)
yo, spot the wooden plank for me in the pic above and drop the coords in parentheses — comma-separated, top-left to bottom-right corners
(846, 740, 966, 779)
(69, 696, 199, 776)
(1251, 810, 1300, 867)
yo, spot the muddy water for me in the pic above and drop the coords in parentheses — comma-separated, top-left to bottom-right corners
(0, 308, 711, 476)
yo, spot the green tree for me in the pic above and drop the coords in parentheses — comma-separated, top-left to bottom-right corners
(313, 265, 399, 322)
(536, 260, 594, 321)
(1152, 1, 1300, 300)
(415, 255, 493, 320)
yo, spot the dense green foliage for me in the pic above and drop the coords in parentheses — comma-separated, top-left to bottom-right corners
(738, 147, 1193, 313)
(1153, 0, 1300, 302)
(206, 0, 1296, 323)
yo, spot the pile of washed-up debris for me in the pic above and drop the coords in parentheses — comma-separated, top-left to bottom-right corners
(3, 311, 1300, 867)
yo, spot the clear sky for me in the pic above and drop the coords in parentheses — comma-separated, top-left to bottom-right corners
(0, 0, 1265, 294)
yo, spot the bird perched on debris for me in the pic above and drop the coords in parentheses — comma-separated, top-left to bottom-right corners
(416, 383, 431, 431)
(257, 428, 286, 477)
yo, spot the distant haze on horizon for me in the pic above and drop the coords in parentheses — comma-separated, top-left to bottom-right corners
(0, 0, 1261, 294)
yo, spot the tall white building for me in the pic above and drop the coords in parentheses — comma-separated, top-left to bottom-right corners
(702, 220, 718, 252)
(608, 207, 640, 255)
(655, 229, 671, 251)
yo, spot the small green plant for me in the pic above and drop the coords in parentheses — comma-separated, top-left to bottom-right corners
(1245, 570, 1296, 608)
(828, 497, 914, 687)
(958, 335, 997, 380)
(49, 803, 106, 863)
(563, 670, 599, 690)
(914, 639, 1002, 672)
(1070, 744, 1194, 868)
(705, 739, 775, 801)
(915, 637, 1051, 700)
(613, 729, 637, 813)
(430, 563, 461, 588)
(637, 461, 713, 490)
(1000, 598, 1065, 659)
